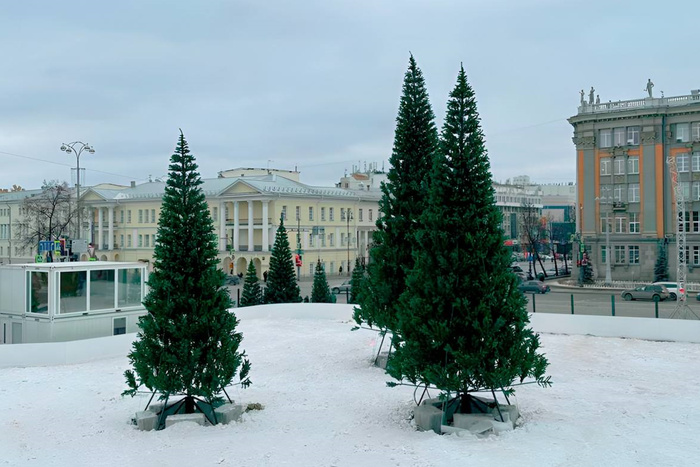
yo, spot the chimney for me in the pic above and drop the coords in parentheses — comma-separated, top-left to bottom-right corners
(130, 181, 136, 188)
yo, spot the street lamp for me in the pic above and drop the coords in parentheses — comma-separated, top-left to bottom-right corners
(346, 208, 353, 277)
(60, 142, 95, 240)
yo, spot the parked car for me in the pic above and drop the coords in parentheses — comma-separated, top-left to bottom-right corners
(224, 275, 241, 286)
(332, 280, 352, 294)
(621, 284, 669, 302)
(518, 280, 550, 294)
(509, 265, 524, 273)
(652, 282, 678, 300)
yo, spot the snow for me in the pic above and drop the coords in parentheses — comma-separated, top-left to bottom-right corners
(2, 303, 700, 466)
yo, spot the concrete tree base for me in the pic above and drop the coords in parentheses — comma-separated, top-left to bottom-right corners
(214, 403, 244, 424)
(165, 413, 206, 428)
(413, 396, 518, 436)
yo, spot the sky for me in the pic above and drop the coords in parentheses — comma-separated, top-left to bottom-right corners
(1, 0, 698, 191)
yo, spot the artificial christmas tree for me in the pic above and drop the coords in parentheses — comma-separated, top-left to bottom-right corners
(354, 54, 438, 332)
(264, 217, 302, 304)
(350, 257, 365, 304)
(123, 131, 251, 428)
(388, 66, 550, 415)
(311, 259, 333, 303)
(240, 262, 263, 307)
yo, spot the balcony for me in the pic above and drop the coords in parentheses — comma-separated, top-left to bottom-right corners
(612, 202, 627, 211)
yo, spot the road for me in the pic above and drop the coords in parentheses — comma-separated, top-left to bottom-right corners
(226, 276, 354, 305)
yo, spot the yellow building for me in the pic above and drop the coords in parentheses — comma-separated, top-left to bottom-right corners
(77, 168, 381, 278)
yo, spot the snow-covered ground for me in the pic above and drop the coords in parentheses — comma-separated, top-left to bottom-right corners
(2, 303, 700, 466)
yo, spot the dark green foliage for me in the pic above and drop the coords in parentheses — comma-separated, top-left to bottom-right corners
(240, 262, 263, 307)
(311, 260, 333, 303)
(350, 258, 365, 304)
(123, 131, 251, 404)
(583, 261, 595, 284)
(264, 217, 302, 304)
(654, 244, 669, 282)
(354, 54, 439, 331)
(388, 66, 550, 397)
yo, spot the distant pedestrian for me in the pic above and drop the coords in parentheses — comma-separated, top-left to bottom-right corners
(238, 272, 243, 279)
(339, 266, 343, 276)
(263, 270, 268, 282)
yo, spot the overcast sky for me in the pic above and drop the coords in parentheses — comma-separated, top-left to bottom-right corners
(1, 0, 697, 190)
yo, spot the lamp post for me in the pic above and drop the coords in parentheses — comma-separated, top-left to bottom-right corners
(346, 208, 353, 277)
(596, 196, 613, 285)
(60, 142, 95, 240)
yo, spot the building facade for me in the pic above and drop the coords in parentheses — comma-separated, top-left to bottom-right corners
(493, 180, 543, 243)
(0, 169, 381, 279)
(569, 88, 700, 281)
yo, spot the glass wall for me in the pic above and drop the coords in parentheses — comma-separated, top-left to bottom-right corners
(59, 271, 88, 313)
(118, 268, 142, 307)
(90, 269, 115, 310)
(27, 271, 49, 314)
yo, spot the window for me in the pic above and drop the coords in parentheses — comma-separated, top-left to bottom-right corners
(615, 216, 627, 233)
(127, 235, 132, 247)
(628, 246, 640, 264)
(309, 233, 315, 247)
(118, 268, 142, 307)
(613, 128, 626, 146)
(369, 209, 374, 221)
(138, 235, 143, 247)
(359, 209, 363, 222)
(321, 233, 326, 247)
(600, 215, 610, 233)
(693, 211, 700, 233)
(694, 246, 700, 266)
(599, 129, 612, 148)
(693, 123, 700, 141)
(120, 234, 124, 247)
(626, 126, 640, 146)
(59, 271, 87, 313)
(693, 182, 700, 201)
(127, 210, 132, 223)
(681, 181, 691, 199)
(627, 156, 639, 174)
(601, 245, 608, 264)
(27, 271, 49, 314)
(614, 245, 626, 264)
(341, 208, 346, 221)
(600, 158, 611, 176)
(90, 270, 115, 310)
(629, 213, 640, 233)
(113, 317, 126, 336)
(676, 123, 690, 143)
(151, 209, 156, 223)
(614, 158, 626, 175)
(309, 263, 314, 276)
(678, 154, 689, 172)
(600, 185, 613, 202)
(613, 185, 625, 202)
(295, 206, 300, 221)
(144, 235, 150, 248)
(321, 207, 326, 221)
(138, 210, 143, 223)
(329, 233, 335, 246)
(329, 208, 334, 221)
(120, 210, 124, 223)
(225, 206, 229, 220)
(282, 206, 287, 221)
(628, 184, 640, 202)
(309, 207, 314, 221)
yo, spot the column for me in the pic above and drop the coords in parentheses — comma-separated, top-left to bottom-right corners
(88, 208, 94, 244)
(97, 207, 103, 250)
(219, 201, 226, 251)
(262, 200, 269, 251)
(248, 201, 254, 250)
(233, 201, 240, 251)
(108, 206, 114, 250)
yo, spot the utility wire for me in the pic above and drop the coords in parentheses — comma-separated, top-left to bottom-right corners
(0, 150, 141, 181)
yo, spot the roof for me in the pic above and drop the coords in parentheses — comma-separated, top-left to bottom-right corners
(1, 261, 146, 270)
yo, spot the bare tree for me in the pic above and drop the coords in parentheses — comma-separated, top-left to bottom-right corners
(13, 181, 75, 252)
(519, 201, 549, 278)
(0, 185, 24, 193)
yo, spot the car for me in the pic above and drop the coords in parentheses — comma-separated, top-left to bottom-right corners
(509, 265, 524, 273)
(518, 280, 550, 294)
(332, 280, 352, 294)
(621, 284, 669, 302)
(652, 282, 679, 300)
(224, 275, 241, 286)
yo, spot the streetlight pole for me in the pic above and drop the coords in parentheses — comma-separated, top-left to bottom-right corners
(596, 196, 612, 285)
(347, 208, 353, 277)
(296, 213, 301, 281)
(60, 142, 95, 241)
(5, 202, 11, 264)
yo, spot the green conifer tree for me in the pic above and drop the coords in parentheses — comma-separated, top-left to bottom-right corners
(354, 54, 438, 331)
(123, 131, 251, 421)
(654, 244, 669, 282)
(350, 257, 365, 304)
(388, 66, 550, 406)
(240, 261, 263, 307)
(311, 259, 333, 303)
(264, 216, 302, 304)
